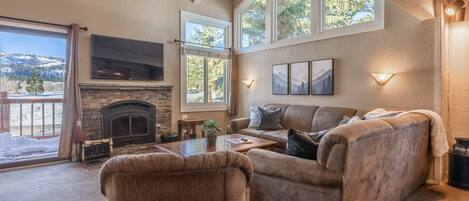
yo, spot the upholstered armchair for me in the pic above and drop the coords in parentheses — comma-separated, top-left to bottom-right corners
(100, 151, 253, 201)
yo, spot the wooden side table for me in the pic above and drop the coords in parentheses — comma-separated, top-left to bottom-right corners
(178, 119, 205, 140)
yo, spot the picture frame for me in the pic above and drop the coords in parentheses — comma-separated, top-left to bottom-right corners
(289, 61, 310, 95)
(272, 64, 289, 95)
(311, 59, 334, 95)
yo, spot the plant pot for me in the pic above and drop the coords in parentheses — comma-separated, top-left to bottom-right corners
(206, 134, 217, 146)
(161, 134, 178, 143)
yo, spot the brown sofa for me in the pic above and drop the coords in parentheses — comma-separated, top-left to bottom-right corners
(230, 104, 358, 149)
(246, 114, 431, 201)
(100, 151, 253, 201)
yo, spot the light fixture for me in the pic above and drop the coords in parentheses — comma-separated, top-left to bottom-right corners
(445, 0, 465, 16)
(191, 0, 202, 4)
(370, 73, 395, 87)
(241, 80, 255, 88)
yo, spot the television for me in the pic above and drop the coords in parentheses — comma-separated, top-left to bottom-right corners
(91, 35, 164, 80)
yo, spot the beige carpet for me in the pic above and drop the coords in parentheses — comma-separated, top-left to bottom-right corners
(0, 162, 104, 201)
(0, 162, 468, 201)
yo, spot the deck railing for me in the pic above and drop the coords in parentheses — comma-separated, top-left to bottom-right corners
(0, 92, 63, 138)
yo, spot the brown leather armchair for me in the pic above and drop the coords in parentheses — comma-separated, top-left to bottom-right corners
(100, 151, 253, 201)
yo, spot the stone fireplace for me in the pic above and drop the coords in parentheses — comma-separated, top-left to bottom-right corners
(80, 83, 172, 146)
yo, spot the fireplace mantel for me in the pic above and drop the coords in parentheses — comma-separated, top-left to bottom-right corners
(79, 83, 173, 90)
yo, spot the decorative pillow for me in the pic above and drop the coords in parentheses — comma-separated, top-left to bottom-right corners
(257, 107, 283, 130)
(364, 108, 403, 120)
(286, 129, 320, 160)
(248, 107, 261, 128)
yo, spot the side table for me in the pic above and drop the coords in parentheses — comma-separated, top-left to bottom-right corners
(178, 119, 205, 140)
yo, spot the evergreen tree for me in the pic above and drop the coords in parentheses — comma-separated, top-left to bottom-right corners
(25, 69, 45, 95)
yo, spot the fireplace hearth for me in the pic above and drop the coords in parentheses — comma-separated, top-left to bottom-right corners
(102, 100, 156, 147)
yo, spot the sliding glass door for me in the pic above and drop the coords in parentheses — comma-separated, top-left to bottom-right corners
(0, 26, 66, 166)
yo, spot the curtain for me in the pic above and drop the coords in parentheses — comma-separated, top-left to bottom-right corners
(58, 24, 83, 160)
(227, 54, 238, 116)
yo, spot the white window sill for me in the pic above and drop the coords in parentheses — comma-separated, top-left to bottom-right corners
(181, 105, 228, 113)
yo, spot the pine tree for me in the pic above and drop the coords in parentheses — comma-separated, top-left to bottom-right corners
(25, 69, 45, 96)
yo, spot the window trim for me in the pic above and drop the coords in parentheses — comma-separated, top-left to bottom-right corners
(234, 0, 385, 54)
(180, 11, 232, 113)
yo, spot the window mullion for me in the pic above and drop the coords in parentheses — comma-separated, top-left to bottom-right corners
(204, 57, 209, 104)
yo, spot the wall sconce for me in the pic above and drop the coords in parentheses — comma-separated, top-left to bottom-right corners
(445, 0, 465, 16)
(241, 80, 254, 88)
(370, 73, 395, 87)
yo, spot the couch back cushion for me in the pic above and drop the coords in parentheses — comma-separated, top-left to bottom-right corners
(311, 107, 357, 132)
(282, 105, 319, 132)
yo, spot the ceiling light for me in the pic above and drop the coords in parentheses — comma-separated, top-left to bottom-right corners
(445, 0, 465, 16)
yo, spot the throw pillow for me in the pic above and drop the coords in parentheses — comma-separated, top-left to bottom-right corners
(257, 107, 283, 130)
(248, 107, 261, 128)
(286, 129, 320, 160)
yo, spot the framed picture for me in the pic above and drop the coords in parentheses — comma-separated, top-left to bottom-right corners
(311, 59, 334, 95)
(289, 61, 310, 95)
(272, 64, 289, 95)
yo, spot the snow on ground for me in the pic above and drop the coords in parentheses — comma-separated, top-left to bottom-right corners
(0, 132, 59, 164)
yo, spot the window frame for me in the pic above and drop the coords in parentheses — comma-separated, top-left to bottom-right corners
(180, 11, 232, 113)
(234, 0, 384, 54)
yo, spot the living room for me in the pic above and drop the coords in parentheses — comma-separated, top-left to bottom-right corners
(0, 0, 468, 201)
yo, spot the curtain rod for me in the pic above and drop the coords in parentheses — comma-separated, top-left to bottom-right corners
(0, 16, 88, 31)
(174, 39, 231, 51)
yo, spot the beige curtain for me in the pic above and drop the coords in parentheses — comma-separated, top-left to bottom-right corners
(228, 54, 238, 116)
(58, 24, 83, 160)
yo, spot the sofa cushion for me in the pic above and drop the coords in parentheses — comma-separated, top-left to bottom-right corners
(311, 107, 357, 132)
(239, 128, 268, 137)
(282, 105, 319, 132)
(259, 129, 288, 148)
(257, 107, 283, 130)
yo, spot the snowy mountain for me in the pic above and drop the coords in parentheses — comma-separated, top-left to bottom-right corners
(0, 52, 65, 81)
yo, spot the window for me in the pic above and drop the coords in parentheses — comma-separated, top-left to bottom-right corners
(180, 11, 231, 112)
(234, 0, 384, 53)
(240, 0, 267, 48)
(276, 0, 312, 40)
(323, 0, 375, 30)
(0, 24, 66, 165)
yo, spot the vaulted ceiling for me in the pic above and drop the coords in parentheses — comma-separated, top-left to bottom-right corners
(392, 0, 436, 20)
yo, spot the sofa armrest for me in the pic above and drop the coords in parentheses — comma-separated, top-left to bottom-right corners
(247, 149, 342, 188)
(230, 117, 250, 133)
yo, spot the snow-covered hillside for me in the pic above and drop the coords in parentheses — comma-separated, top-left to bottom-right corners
(0, 52, 65, 81)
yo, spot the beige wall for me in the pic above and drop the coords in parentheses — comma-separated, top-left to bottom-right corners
(236, 0, 436, 117)
(0, 0, 233, 133)
(447, 22, 469, 138)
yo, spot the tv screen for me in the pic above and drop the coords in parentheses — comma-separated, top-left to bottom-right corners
(91, 35, 164, 80)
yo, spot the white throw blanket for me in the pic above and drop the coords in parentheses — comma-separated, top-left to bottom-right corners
(397, 110, 449, 157)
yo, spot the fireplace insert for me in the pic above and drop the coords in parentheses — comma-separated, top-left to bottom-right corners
(101, 100, 156, 147)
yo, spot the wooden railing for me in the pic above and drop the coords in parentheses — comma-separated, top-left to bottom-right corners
(0, 92, 63, 138)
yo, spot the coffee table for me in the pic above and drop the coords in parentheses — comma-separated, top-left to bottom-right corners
(155, 134, 279, 157)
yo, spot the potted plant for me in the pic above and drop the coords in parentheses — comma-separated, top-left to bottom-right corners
(202, 120, 221, 146)
(160, 133, 178, 143)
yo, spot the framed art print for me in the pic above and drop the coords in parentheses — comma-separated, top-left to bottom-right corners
(272, 64, 289, 95)
(289, 61, 310, 95)
(311, 59, 334, 95)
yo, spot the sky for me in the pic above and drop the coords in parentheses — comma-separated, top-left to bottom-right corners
(0, 31, 66, 58)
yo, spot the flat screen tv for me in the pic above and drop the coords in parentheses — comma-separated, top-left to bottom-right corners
(91, 35, 164, 80)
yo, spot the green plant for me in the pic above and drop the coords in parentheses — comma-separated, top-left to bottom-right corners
(25, 69, 45, 95)
(202, 120, 221, 135)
